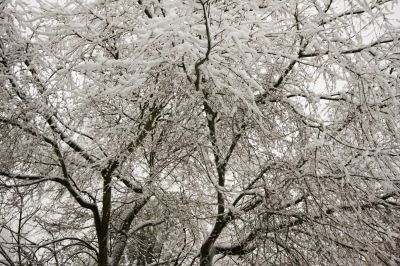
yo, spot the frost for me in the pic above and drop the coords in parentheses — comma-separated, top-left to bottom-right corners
(1, 0, 399, 265)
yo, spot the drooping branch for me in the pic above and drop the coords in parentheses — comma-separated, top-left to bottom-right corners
(0, 171, 101, 232)
(35, 237, 98, 258)
(300, 37, 398, 58)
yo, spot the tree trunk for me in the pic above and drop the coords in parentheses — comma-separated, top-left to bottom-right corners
(200, 248, 214, 266)
(98, 174, 112, 266)
(98, 237, 109, 266)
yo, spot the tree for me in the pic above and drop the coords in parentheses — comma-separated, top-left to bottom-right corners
(1, 0, 399, 265)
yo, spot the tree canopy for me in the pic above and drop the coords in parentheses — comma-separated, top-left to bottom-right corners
(1, 0, 400, 265)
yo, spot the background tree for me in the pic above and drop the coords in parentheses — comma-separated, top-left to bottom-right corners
(1, 0, 400, 265)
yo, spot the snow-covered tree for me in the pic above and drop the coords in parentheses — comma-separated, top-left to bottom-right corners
(1, 0, 399, 265)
